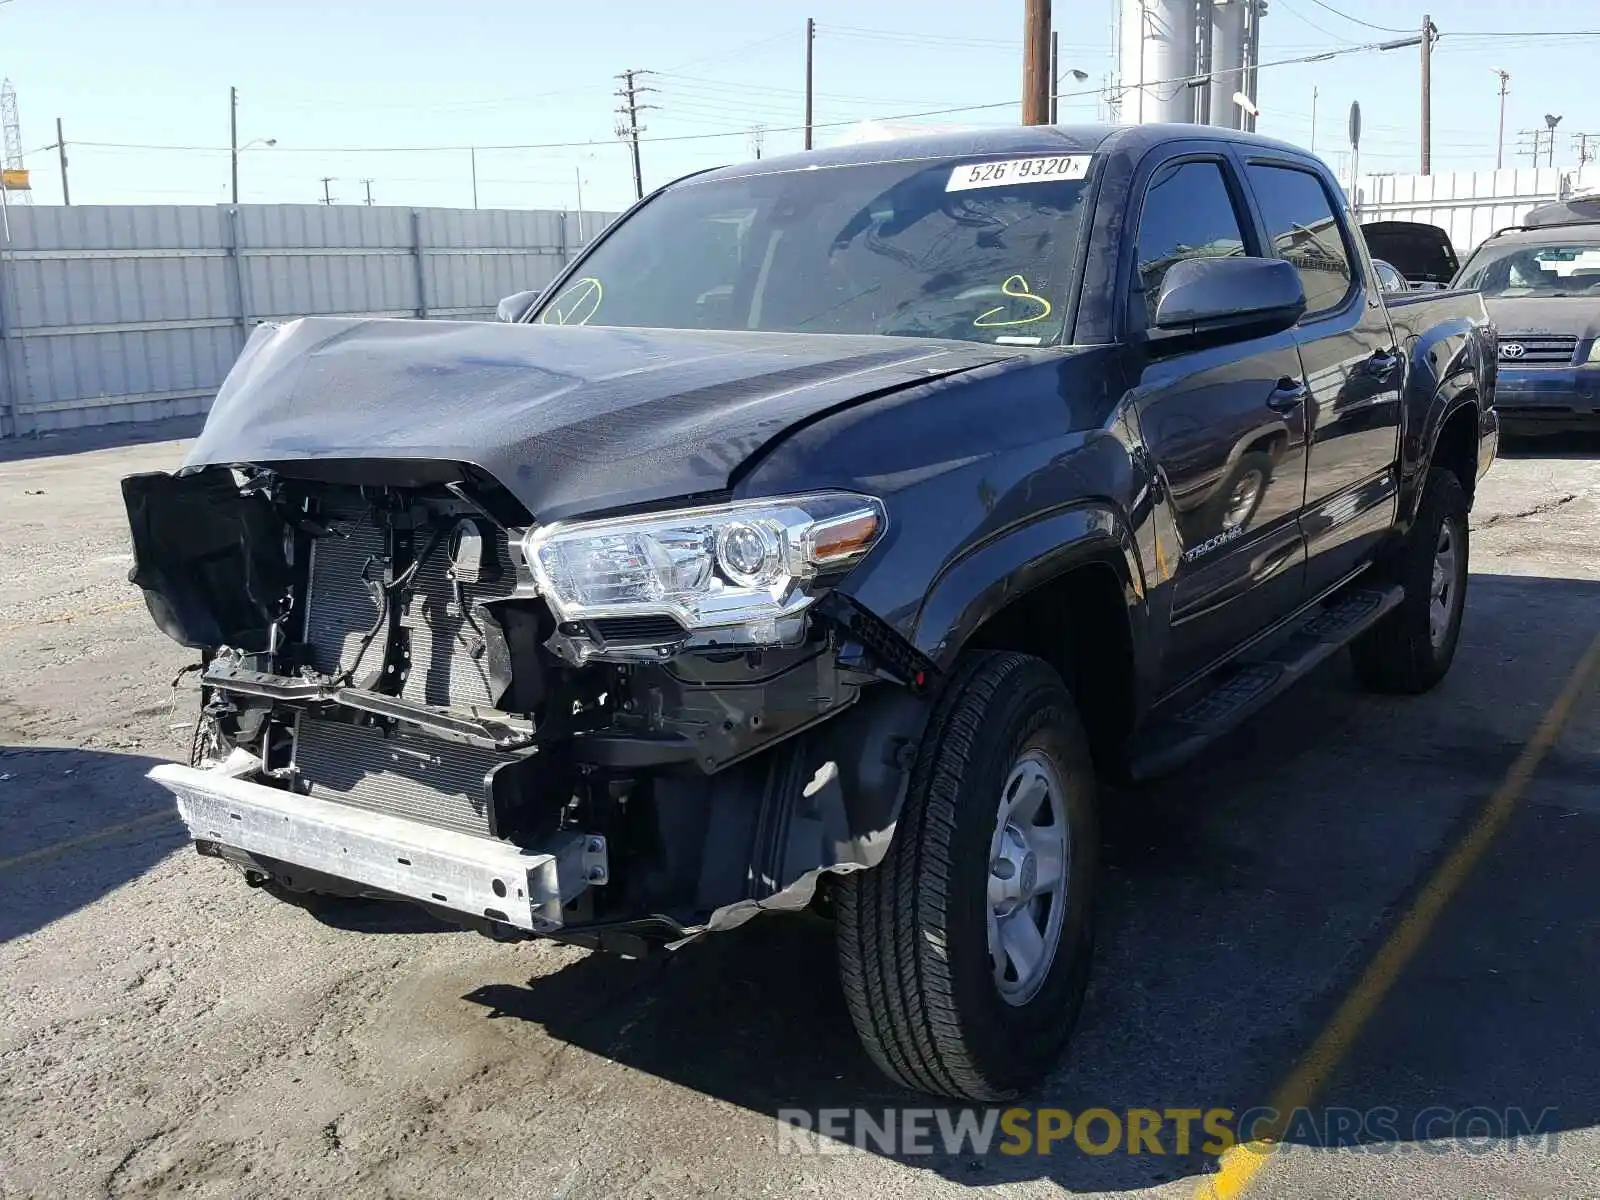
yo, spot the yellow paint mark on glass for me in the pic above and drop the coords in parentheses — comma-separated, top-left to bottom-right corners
(973, 275, 1053, 328)
(540, 277, 604, 326)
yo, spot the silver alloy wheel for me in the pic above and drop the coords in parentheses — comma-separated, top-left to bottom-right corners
(1223, 470, 1264, 530)
(987, 749, 1071, 1006)
(1429, 520, 1458, 648)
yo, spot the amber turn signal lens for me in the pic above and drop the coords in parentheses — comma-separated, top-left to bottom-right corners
(809, 511, 880, 565)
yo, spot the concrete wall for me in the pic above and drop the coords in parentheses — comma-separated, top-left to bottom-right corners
(0, 203, 617, 436)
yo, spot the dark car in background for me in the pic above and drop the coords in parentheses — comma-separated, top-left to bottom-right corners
(1451, 218, 1600, 435)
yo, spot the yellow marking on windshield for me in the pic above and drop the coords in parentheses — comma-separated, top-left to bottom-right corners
(540, 277, 604, 326)
(973, 275, 1053, 327)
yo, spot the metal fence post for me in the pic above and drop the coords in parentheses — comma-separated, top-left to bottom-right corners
(411, 209, 429, 319)
(0, 244, 12, 438)
(0, 217, 28, 438)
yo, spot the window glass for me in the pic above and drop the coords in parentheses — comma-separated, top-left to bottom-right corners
(1455, 242, 1600, 297)
(534, 157, 1096, 345)
(1133, 160, 1249, 323)
(1246, 164, 1354, 316)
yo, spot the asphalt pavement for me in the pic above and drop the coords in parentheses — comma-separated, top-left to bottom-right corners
(0, 425, 1596, 1200)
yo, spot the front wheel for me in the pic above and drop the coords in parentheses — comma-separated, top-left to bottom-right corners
(1350, 467, 1470, 693)
(836, 652, 1097, 1100)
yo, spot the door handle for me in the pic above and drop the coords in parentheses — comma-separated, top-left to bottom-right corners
(1267, 377, 1307, 413)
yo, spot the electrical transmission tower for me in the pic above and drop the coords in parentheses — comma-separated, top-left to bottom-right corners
(614, 69, 657, 202)
(2, 79, 32, 205)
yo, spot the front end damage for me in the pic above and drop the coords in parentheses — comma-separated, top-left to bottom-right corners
(125, 465, 934, 949)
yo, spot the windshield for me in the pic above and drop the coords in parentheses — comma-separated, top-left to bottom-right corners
(1454, 240, 1600, 297)
(532, 154, 1097, 345)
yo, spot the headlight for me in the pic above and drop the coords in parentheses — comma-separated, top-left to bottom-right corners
(1586, 339, 1600, 364)
(523, 492, 886, 638)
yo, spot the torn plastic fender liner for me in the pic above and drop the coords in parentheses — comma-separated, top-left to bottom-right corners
(122, 470, 293, 651)
(666, 677, 936, 942)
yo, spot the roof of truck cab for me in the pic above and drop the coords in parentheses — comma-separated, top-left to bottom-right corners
(674, 124, 1322, 187)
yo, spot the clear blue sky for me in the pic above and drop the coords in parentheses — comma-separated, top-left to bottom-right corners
(3, 0, 1596, 213)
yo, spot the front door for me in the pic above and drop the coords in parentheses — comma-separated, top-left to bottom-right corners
(1125, 154, 1311, 692)
(1243, 160, 1403, 596)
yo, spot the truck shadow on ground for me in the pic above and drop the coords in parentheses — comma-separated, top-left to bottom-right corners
(464, 570, 1600, 1193)
(0, 746, 188, 943)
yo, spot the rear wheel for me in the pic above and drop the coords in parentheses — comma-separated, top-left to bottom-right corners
(836, 652, 1097, 1100)
(1351, 467, 1470, 694)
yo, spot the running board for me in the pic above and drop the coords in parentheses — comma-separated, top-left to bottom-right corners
(1128, 584, 1404, 781)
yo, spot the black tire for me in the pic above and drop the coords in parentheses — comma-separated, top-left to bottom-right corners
(1350, 467, 1470, 694)
(836, 651, 1097, 1100)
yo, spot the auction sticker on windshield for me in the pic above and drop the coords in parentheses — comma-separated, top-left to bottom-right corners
(947, 156, 1092, 191)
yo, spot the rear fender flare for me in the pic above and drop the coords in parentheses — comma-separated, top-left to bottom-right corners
(1399, 319, 1494, 526)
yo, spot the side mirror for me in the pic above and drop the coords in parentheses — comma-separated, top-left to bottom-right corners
(495, 288, 544, 323)
(1150, 257, 1307, 344)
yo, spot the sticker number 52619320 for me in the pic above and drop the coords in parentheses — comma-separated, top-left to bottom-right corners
(946, 155, 1092, 192)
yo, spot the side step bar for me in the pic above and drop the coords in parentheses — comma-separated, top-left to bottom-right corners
(1128, 584, 1404, 781)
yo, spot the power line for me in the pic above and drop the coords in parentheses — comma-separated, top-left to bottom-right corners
(1300, 0, 1412, 34)
(1274, 0, 1360, 44)
(61, 37, 1496, 162)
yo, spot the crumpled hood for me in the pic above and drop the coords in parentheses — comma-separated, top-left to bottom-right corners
(186, 317, 1016, 521)
(1485, 296, 1600, 341)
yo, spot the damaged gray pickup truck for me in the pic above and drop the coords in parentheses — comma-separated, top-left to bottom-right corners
(126, 124, 1497, 1101)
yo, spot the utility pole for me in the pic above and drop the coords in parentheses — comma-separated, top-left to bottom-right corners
(1050, 30, 1060, 123)
(1419, 14, 1435, 175)
(1022, 0, 1051, 124)
(803, 18, 815, 150)
(1310, 86, 1318, 153)
(614, 68, 656, 201)
(361, 178, 374, 205)
(55, 116, 69, 206)
(1516, 129, 1539, 168)
(470, 147, 479, 209)
(229, 85, 239, 204)
(319, 177, 335, 205)
(1574, 132, 1598, 167)
(748, 125, 765, 160)
(1491, 69, 1510, 170)
(575, 166, 586, 243)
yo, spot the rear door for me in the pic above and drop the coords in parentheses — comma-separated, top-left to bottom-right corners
(1124, 148, 1311, 691)
(1246, 159, 1404, 596)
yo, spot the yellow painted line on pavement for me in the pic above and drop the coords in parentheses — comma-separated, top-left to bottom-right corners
(0, 809, 178, 875)
(0, 597, 141, 638)
(1196, 629, 1600, 1200)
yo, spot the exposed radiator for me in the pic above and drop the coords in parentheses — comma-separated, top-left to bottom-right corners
(292, 715, 507, 838)
(301, 510, 517, 708)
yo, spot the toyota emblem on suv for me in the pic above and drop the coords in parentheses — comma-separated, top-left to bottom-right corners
(1500, 342, 1526, 359)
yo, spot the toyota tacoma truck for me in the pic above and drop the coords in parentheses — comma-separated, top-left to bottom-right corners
(125, 124, 1498, 1101)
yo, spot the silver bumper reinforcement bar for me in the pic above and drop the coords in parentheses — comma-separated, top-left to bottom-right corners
(149, 763, 606, 933)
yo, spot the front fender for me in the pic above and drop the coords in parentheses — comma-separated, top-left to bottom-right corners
(910, 500, 1152, 678)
